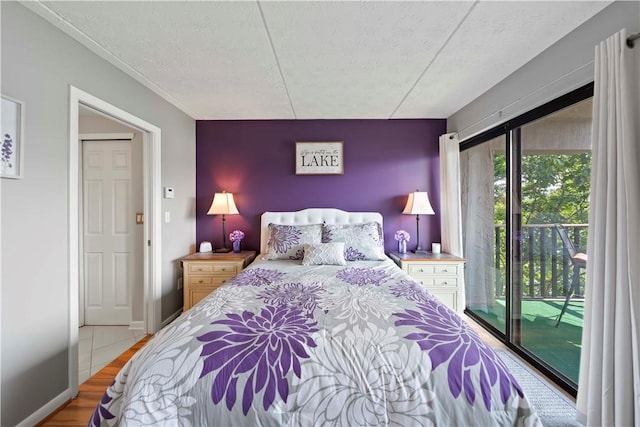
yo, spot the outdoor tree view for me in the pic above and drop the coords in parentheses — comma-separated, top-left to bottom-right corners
(495, 153, 591, 226)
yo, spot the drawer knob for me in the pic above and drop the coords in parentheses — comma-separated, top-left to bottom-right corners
(197, 268, 203, 272)
(442, 269, 448, 273)
(419, 268, 424, 272)
(442, 281, 448, 285)
(198, 280, 204, 283)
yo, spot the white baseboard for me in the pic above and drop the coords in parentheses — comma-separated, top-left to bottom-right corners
(18, 388, 71, 427)
(128, 321, 145, 330)
(160, 309, 182, 329)
(22, 310, 182, 426)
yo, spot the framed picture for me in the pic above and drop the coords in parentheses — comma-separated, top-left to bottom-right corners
(295, 141, 344, 175)
(1, 95, 25, 179)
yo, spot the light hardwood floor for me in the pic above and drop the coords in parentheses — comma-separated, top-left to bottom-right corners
(38, 335, 152, 427)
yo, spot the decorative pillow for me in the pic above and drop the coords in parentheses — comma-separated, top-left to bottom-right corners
(264, 223, 323, 260)
(322, 222, 386, 261)
(302, 242, 347, 266)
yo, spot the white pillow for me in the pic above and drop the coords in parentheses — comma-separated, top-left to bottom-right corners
(302, 242, 347, 266)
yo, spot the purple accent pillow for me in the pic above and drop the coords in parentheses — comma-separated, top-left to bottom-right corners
(264, 223, 323, 260)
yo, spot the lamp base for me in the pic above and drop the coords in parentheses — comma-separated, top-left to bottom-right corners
(413, 249, 428, 255)
(214, 247, 231, 253)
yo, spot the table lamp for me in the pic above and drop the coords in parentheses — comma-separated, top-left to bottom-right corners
(207, 191, 239, 252)
(402, 190, 435, 255)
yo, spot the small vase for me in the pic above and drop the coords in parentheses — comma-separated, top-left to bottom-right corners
(232, 240, 241, 253)
(398, 240, 407, 254)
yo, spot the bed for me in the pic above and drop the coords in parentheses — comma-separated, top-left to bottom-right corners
(90, 208, 541, 426)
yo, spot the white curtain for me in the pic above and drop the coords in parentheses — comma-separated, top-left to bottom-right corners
(439, 133, 463, 257)
(460, 141, 497, 310)
(439, 132, 466, 309)
(576, 29, 640, 426)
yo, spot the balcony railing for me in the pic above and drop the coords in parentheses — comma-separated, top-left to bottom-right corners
(494, 224, 588, 299)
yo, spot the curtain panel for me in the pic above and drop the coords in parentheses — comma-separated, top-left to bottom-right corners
(576, 28, 640, 427)
(439, 133, 466, 310)
(439, 133, 463, 257)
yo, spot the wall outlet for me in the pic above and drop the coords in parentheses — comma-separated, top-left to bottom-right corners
(177, 277, 183, 290)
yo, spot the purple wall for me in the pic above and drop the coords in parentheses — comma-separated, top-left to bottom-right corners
(196, 119, 446, 254)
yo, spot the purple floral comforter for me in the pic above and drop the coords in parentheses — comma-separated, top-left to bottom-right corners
(90, 258, 541, 426)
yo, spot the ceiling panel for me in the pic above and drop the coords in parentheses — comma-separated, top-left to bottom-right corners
(394, 1, 611, 118)
(41, 1, 293, 119)
(261, 1, 473, 118)
(24, 1, 612, 120)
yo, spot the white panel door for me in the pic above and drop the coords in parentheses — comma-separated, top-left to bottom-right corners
(83, 140, 133, 325)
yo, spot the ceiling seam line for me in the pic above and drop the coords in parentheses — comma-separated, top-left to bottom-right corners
(388, 1, 479, 119)
(257, 1, 297, 119)
(26, 2, 200, 119)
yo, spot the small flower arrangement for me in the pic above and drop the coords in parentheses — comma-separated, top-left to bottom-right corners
(394, 230, 411, 242)
(229, 230, 245, 242)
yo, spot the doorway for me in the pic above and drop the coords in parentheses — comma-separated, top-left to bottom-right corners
(68, 86, 162, 395)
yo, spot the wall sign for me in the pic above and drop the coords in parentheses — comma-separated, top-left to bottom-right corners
(295, 141, 344, 175)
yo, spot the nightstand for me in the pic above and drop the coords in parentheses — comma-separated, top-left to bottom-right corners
(389, 251, 466, 313)
(181, 250, 256, 311)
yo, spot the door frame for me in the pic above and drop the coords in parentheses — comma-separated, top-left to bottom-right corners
(69, 86, 162, 396)
(78, 133, 135, 327)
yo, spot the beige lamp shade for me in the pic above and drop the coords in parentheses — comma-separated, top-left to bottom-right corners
(402, 191, 435, 215)
(207, 192, 239, 215)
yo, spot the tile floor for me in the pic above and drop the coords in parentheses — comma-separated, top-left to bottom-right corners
(79, 325, 147, 383)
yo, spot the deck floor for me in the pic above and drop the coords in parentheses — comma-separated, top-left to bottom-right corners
(471, 297, 584, 383)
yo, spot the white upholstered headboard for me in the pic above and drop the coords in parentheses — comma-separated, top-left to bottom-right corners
(260, 208, 383, 254)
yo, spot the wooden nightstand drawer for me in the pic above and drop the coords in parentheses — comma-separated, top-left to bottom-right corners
(213, 263, 238, 275)
(190, 289, 214, 307)
(216, 277, 232, 286)
(189, 264, 215, 274)
(191, 277, 230, 287)
(190, 276, 213, 286)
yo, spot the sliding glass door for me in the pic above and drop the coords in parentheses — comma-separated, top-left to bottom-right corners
(461, 86, 592, 394)
(517, 98, 591, 385)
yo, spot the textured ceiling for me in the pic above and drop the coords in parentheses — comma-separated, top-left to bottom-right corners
(24, 1, 611, 120)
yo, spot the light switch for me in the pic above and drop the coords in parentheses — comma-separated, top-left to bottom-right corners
(164, 187, 174, 199)
(164, 211, 171, 223)
(136, 212, 144, 224)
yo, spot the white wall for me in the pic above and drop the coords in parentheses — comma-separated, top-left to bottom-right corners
(0, 3, 195, 425)
(448, 1, 640, 140)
